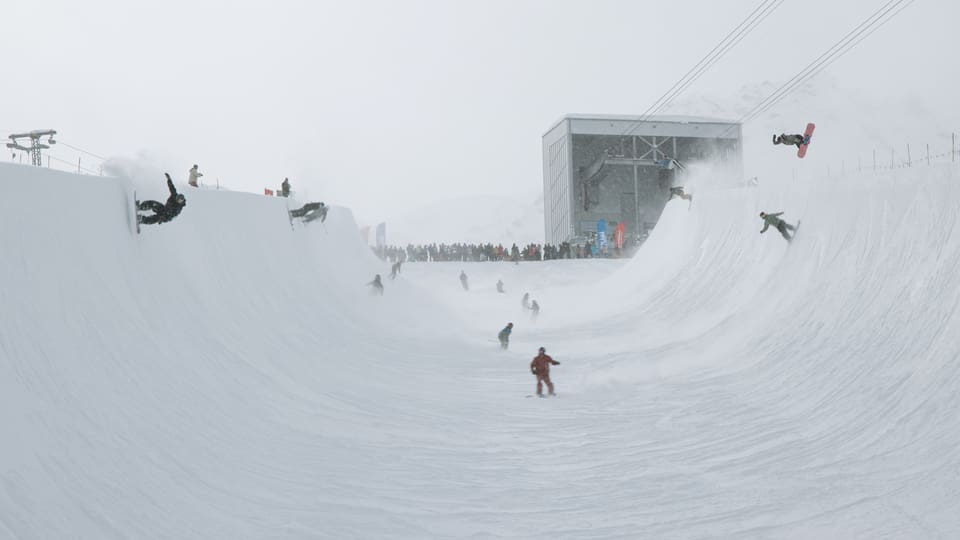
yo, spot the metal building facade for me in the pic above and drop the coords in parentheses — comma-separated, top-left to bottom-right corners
(542, 114, 742, 246)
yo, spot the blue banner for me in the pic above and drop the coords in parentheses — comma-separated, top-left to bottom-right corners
(597, 219, 607, 250)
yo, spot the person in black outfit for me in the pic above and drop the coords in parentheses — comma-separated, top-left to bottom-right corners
(138, 173, 186, 225)
(290, 202, 327, 222)
(281, 178, 291, 197)
(367, 274, 384, 295)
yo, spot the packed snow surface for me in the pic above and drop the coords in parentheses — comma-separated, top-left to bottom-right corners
(1, 162, 958, 539)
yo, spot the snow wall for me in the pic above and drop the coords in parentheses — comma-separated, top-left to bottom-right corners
(1, 161, 958, 538)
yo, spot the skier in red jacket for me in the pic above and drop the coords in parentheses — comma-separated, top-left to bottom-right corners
(530, 347, 560, 397)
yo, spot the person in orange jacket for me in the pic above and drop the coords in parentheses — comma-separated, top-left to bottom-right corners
(530, 346, 560, 397)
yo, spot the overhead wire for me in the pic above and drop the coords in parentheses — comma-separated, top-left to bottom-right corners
(622, 0, 785, 137)
(730, 0, 913, 129)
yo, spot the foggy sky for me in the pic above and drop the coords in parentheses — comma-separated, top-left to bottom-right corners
(2, 0, 957, 233)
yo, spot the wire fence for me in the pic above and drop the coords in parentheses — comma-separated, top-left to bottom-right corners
(818, 133, 959, 179)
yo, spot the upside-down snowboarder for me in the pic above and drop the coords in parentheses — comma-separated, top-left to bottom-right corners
(772, 133, 805, 149)
(530, 346, 560, 397)
(498, 322, 513, 350)
(137, 173, 186, 225)
(759, 211, 797, 242)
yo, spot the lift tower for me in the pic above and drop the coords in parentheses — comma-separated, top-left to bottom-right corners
(7, 129, 57, 166)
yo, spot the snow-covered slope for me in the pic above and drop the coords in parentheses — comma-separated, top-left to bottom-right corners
(1, 162, 959, 538)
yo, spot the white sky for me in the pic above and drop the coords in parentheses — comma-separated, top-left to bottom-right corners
(2, 0, 957, 229)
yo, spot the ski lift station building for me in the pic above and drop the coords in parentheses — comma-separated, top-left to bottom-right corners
(542, 114, 742, 246)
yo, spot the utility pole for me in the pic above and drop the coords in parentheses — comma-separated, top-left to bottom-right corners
(6, 129, 57, 166)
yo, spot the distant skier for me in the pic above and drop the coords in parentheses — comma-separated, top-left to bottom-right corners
(498, 322, 514, 350)
(459, 270, 469, 291)
(290, 202, 326, 222)
(669, 186, 692, 202)
(772, 133, 805, 149)
(521, 292, 530, 311)
(759, 211, 797, 242)
(137, 173, 187, 225)
(367, 274, 384, 295)
(530, 346, 560, 397)
(496, 279, 505, 293)
(281, 178, 291, 197)
(530, 300, 540, 319)
(390, 261, 402, 280)
(188, 164, 203, 187)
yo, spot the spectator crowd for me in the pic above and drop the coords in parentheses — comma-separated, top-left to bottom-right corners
(374, 240, 635, 263)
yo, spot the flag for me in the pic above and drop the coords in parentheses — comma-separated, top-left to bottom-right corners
(614, 222, 625, 249)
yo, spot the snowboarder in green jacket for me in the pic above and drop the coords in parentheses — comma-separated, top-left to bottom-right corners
(759, 211, 796, 242)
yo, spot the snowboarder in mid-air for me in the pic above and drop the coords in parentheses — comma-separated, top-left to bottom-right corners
(459, 270, 469, 291)
(530, 346, 560, 397)
(137, 173, 186, 225)
(367, 274, 384, 295)
(669, 186, 692, 202)
(496, 279, 505, 293)
(498, 322, 513, 350)
(289, 202, 327, 222)
(759, 211, 797, 242)
(773, 133, 805, 149)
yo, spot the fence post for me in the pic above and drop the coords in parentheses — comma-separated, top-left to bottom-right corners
(953, 133, 956, 162)
(907, 144, 911, 167)
(873, 149, 877, 171)
(927, 143, 930, 166)
(891, 149, 895, 169)
(77, 157, 81, 174)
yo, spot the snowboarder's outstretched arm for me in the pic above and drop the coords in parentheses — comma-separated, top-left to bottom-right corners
(769, 212, 783, 218)
(551, 359, 560, 366)
(760, 222, 770, 233)
(166, 173, 178, 196)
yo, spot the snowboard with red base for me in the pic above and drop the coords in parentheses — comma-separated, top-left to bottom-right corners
(797, 123, 815, 158)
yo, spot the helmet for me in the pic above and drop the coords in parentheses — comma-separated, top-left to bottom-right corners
(507, 322, 513, 327)
(538, 346, 546, 353)
(759, 211, 766, 218)
(176, 194, 186, 205)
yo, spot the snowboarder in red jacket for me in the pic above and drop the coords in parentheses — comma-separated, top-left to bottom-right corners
(530, 347, 560, 397)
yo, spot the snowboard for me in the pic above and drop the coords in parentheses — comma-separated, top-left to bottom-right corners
(132, 191, 141, 235)
(789, 220, 801, 242)
(797, 123, 815, 158)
